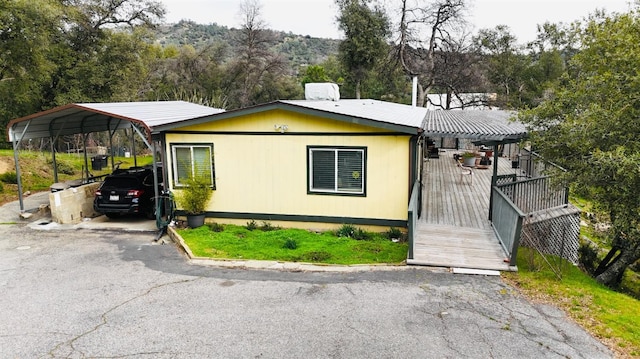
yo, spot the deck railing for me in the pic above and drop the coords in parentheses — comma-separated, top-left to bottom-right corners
(491, 187, 526, 266)
(407, 180, 420, 260)
(518, 149, 566, 178)
(492, 174, 572, 265)
(497, 176, 569, 213)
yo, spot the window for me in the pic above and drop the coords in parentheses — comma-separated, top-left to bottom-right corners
(308, 147, 365, 195)
(171, 144, 215, 188)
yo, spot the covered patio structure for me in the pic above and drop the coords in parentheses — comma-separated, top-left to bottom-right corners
(408, 110, 528, 271)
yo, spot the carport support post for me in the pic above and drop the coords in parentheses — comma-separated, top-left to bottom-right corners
(83, 133, 90, 180)
(11, 135, 25, 213)
(130, 125, 137, 167)
(130, 124, 160, 229)
(50, 137, 58, 183)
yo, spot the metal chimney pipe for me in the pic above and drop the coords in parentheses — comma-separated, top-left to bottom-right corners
(412, 76, 418, 107)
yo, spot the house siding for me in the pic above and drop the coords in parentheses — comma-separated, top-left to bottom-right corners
(165, 109, 412, 229)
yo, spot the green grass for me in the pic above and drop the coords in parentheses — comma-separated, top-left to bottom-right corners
(503, 248, 640, 358)
(177, 224, 408, 265)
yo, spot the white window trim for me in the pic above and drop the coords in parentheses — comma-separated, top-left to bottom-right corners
(308, 147, 365, 195)
(171, 144, 214, 188)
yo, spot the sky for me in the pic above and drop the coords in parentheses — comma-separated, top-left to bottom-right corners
(160, 0, 634, 43)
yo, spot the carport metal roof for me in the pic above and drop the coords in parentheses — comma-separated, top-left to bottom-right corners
(7, 101, 225, 142)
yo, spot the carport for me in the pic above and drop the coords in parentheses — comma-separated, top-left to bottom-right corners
(6, 101, 225, 227)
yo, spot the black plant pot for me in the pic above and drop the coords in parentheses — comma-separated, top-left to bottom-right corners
(187, 213, 206, 228)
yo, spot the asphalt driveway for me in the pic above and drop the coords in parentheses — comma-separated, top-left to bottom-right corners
(0, 210, 613, 358)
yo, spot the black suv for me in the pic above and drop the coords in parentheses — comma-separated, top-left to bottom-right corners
(93, 166, 162, 219)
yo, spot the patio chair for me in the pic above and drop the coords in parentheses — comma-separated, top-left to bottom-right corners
(457, 162, 473, 185)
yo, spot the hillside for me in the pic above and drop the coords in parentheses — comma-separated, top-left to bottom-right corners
(153, 20, 341, 68)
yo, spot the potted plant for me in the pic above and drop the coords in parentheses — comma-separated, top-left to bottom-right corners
(175, 175, 213, 228)
(461, 151, 477, 167)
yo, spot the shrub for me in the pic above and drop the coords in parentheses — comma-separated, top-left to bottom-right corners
(0, 171, 18, 184)
(245, 219, 258, 230)
(47, 158, 75, 175)
(283, 238, 298, 250)
(260, 221, 278, 231)
(384, 227, 404, 241)
(0, 181, 4, 193)
(174, 175, 213, 215)
(207, 222, 224, 232)
(336, 224, 370, 240)
(336, 224, 356, 238)
(352, 228, 371, 241)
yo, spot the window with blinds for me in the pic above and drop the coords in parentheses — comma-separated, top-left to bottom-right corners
(171, 144, 215, 188)
(308, 147, 365, 195)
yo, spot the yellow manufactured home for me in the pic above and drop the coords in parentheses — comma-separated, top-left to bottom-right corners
(155, 99, 427, 231)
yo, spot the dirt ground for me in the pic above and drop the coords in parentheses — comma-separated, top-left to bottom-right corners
(0, 157, 12, 174)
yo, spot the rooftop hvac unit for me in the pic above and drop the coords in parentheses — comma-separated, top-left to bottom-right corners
(304, 83, 340, 101)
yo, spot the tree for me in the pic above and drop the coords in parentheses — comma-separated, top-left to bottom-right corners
(0, 0, 63, 147)
(431, 33, 489, 109)
(473, 25, 530, 108)
(395, 0, 468, 107)
(300, 65, 331, 86)
(225, 0, 287, 108)
(336, 0, 390, 99)
(518, 10, 640, 288)
(150, 43, 229, 108)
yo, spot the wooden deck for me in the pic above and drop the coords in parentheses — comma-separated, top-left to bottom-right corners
(408, 149, 518, 271)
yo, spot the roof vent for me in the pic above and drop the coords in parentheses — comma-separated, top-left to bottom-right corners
(304, 83, 340, 101)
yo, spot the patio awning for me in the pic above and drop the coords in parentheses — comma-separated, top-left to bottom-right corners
(422, 110, 526, 143)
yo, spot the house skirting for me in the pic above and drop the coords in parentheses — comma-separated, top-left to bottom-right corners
(174, 210, 407, 231)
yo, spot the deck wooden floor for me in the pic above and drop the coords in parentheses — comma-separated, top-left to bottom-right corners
(408, 150, 517, 271)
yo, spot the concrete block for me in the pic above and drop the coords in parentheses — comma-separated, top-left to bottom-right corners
(49, 182, 101, 224)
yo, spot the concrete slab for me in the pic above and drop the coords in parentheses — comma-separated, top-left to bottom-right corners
(27, 215, 158, 232)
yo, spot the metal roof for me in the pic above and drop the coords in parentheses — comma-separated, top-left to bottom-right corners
(154, 99, 427, 135)
(281, 99, 428, 129)
(423, 110, 526, 143)
(7, 101, 225, 142)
